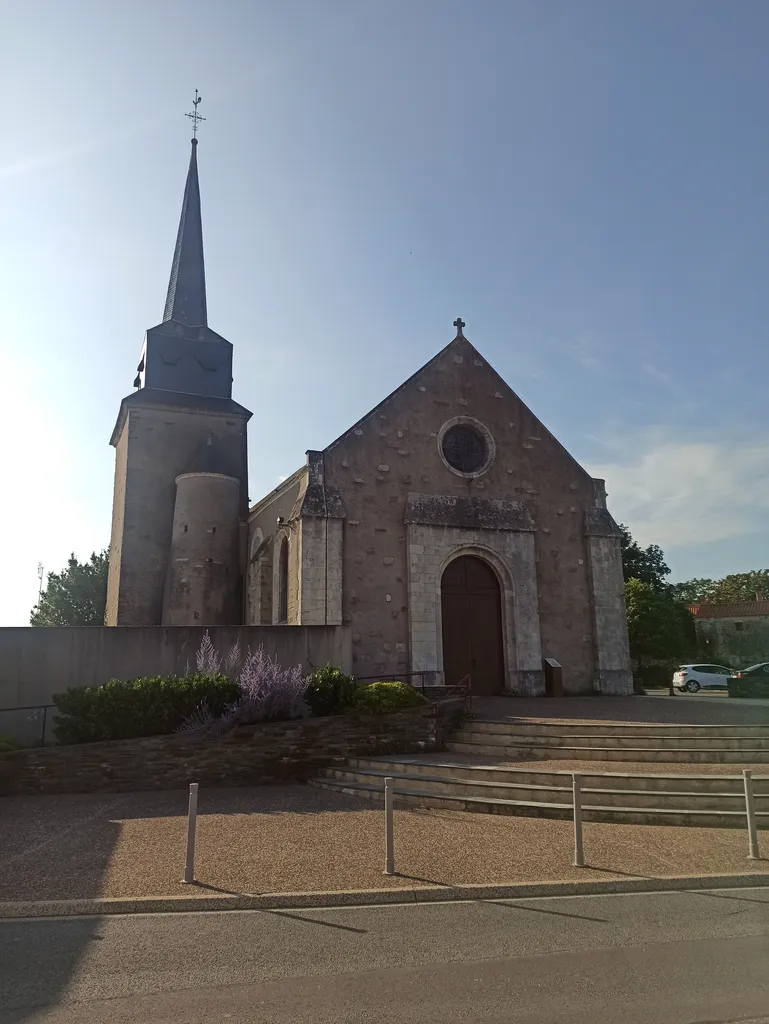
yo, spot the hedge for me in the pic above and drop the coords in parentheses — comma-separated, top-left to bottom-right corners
(53, 673, 239, 744)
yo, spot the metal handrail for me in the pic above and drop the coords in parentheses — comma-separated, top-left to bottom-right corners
(0, 703, 55, 747)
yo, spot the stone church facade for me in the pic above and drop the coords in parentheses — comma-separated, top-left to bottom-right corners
(106, 134, 632, 697)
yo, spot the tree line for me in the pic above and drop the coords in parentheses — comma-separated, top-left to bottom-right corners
(619, 525, 768, 680)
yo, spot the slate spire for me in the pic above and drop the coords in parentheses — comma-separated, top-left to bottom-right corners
(163, 137, 208, 327)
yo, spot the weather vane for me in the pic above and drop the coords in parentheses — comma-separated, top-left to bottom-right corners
(185, 89, 205, 139)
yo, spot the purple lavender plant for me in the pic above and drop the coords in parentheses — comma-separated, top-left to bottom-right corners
(179, 644, 308, 733)
(195, 631, 222, 675)
(176, 701, 219, 735)
(223, 639, 242, 678)
(224, 647, 309, 726)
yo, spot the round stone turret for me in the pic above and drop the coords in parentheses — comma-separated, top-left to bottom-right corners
(162, 470, 241, 625)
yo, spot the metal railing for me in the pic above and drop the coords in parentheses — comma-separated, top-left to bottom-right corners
(354, 671, 471, 701)
(0, 704, 56, 747)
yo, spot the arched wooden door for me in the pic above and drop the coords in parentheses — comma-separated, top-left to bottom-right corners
(441, 555, 504, 695)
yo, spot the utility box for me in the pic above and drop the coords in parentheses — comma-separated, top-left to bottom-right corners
(543, 658, 563, 697)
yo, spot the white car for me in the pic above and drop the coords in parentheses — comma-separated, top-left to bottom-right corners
(672, 664, 733, 693)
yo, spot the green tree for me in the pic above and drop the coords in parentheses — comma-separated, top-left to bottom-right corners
(31, 550, 109, 627)
(667, 578, 714, 604)
(704, 570, 769, 604)
(618, 524, 670, 592)
(625, 578, 695, 668)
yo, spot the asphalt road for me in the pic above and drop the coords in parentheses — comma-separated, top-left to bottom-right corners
(1, 888, 768, 1023)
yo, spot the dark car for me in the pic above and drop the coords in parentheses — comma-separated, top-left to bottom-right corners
(727, 662, 769, 697)
(732, 662, 769, 679)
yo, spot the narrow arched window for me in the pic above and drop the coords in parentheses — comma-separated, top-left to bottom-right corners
(278, 536, 289, 623)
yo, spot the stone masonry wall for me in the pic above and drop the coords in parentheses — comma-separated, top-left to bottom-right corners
(107, 398, 249, 626)
(299, 517, 344, 625)
(586, 535, 633, 695)
(322, 334, 601, 692)
(246, 474, 304, 625)
(696, 615, 769, 669)
(0, 703, 462, 796)
(406, 523, 544, 694)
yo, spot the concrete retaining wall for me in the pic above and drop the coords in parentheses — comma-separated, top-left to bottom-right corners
(0, 624, 351, 719)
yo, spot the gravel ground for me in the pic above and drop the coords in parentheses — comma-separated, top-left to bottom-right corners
(1, 784, 767, 903)
(472, 694, 769, 725)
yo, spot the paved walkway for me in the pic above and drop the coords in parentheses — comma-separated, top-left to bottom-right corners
(1, 784, 766, 904)
(471, 694, 769, 725)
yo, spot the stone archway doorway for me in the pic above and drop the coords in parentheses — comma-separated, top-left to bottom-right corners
(441, 554, 504, 695)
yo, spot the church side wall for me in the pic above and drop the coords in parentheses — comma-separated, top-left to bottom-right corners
(322, 337, 601, 692)
(246, 476, 303, 626)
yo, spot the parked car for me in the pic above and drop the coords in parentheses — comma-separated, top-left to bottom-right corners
(672, 664, 733, 692)
(730, 663, 769, 680)
(727, 662, 769, 698)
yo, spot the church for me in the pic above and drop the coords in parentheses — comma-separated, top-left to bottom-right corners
(106, 128, 632, 698)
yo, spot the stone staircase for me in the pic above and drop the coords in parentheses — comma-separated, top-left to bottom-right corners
(311, 754, 769, 828)
(311, 718, 769, 827)
(447, 720, 769, 764)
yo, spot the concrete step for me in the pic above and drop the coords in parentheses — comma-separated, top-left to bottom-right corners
(323, 766, 769, 813)
(455, 727, 769, 752)
(446, 740, 769, 764)
(310, 777, 769, 829)
(468, 720, 769, 739)
(346, 757, 769, 796)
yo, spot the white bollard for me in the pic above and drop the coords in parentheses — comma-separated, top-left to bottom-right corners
(572, 773, 585, 867)
(384, 777, 395, 875)
(743, 770, 761, 861)
(182, 783, 199, 883)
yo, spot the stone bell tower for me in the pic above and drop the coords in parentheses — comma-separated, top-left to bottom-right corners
(106, 94, 252, 626)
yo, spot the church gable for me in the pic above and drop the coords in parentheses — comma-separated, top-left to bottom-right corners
(323, 327, 596, 512)
(320, 325, 616, 689)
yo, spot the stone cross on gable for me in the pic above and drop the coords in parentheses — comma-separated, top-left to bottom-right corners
(453, 318, 466, 334)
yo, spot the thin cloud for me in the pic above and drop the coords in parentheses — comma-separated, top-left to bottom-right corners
(588, 437, 769, 549)
(640, 361, 674, 390)
(569, 333, 606, 373)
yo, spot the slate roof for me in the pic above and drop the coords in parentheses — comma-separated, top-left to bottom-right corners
(163, 139, 207, 328)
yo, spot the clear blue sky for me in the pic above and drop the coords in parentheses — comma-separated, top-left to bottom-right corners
(1, 0, 767, 625)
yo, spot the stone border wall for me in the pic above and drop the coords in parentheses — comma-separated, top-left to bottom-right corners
(0, 701, 464, 797)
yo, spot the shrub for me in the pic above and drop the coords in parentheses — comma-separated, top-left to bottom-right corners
(304, 665, 357, 716)
(53, 672, 239, 744)
(349, 680, 427, 715)
(0, 735, 17, 754)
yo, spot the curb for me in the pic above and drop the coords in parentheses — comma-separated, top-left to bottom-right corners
(1, 872, 768, 919)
